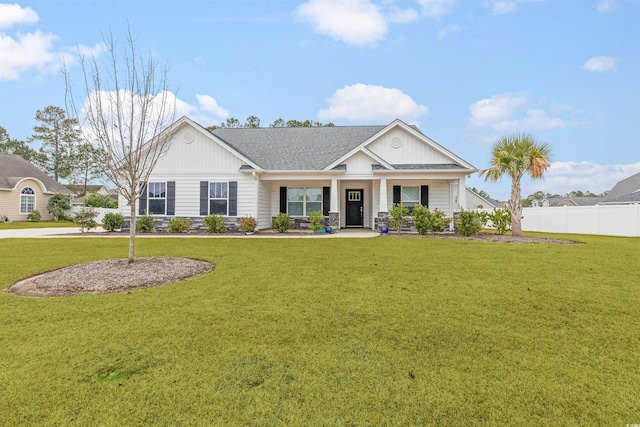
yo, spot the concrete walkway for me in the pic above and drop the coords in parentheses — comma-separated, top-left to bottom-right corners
(0, 227, 380, 239)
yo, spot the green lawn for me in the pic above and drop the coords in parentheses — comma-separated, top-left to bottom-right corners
(0, 235, 638, 425)
(0, 221, 76, 229)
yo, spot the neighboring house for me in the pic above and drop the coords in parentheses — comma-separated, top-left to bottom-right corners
(0, 153, 72, 221)
(599, 171, 640, 205)
(466, 188, 499, 209)
(532, 196, 604, 207)
(120, 117, 477, 230)
(67, 184, 115, 206)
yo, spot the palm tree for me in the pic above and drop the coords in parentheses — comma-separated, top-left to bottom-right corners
(480, 134, 551, 236)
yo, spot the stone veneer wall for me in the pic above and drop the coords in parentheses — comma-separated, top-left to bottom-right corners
(123, 216, 245, 232)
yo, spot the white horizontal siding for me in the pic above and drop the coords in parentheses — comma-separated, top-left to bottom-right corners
(385, 180, 452, 216)
(257, 180, 272, 229)
(368, 128, 452, 165)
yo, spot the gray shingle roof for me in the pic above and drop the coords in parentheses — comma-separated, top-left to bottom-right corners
(0, 154, 71, 193)
(602, 191, 640, 203)
(211, 125, 385, 170)
(604, 171, 640, 202)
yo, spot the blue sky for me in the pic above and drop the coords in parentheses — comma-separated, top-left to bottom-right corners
(1, 0, 638, 200)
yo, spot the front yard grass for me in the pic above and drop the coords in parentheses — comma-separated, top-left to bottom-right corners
(0, 235, 638, 425)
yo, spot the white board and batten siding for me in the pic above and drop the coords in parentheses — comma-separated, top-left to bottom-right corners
(367, 128, 452, 165)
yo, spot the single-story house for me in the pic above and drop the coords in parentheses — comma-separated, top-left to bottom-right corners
(531, 196, 605, 207)
(466, 188, 500, 209)
(0, 153, 73, 221)
(119, 117, 477, 230)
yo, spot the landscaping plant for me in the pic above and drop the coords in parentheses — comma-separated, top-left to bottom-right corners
(388, 203, 409, 232)
(84, 192, 118, 208)
(47, 193, 71, 221)
(168, 217, 191, 233)
(204, 214, 226, 233)
(239, 216, 257, 233)
(73, 207, 98, 233)
(412, 205, 451, 234)
(456, 208, 483, 236)
(102, 212, 125, 232)
(136, 213, 157, 233)
(271, 212, 293, 233)
(482, 207, 512, 234)
(27, 209, 42, 222)
(308, 210, 325, 232)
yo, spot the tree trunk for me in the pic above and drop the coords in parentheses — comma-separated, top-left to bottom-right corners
(128, 198, 136, 264)
(510, 177, 523, 236)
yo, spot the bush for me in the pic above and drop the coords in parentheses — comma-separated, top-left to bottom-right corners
(102, 212, 124, 231)
(136, 213, 157, 233)
(272, 212, 293, 233)
(73, 207, 98, 233)
(239, 216, 257, 233)
(204, 214, 226, 233)
(308, 210, 325, 232)
(47, 193, 71, 221)
(84, 192, 118, 208)
(168, 217, 191, 233)
(456, 209, 483, 237)
(27, 209, 42, 222)
(388, 203, 409, 232)
(481, 207, 512, 235)
(429, 209, 450, 233)
(412, 204, 431, 234)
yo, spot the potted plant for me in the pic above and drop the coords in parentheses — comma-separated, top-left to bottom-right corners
(239, 216, 257, 234)
(308, 210, 325, 233)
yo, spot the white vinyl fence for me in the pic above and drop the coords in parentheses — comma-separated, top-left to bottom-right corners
(67, 207, 119, 224)
(521, 205, 640, 237)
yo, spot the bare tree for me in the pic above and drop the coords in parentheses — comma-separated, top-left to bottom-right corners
(66, 28, 177, 262)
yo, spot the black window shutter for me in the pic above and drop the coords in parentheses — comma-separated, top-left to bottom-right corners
(279, 187, 287, 213)
(166, 181, 175, 215)
(420, 185, 429, 208)
(200, 181, 208, 216)
(322, 187, 330, 216)
(392, 185, 401, 205)
(228, 181, 238, 216)
(139, 183, 148, 215)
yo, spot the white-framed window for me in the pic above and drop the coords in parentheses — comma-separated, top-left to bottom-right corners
(20, 187, 36, 214)
(401, 186, 420, 209)
(148, 182, 166, 215)
(288, 187, 322, 216)
(209, 182, 228, 215)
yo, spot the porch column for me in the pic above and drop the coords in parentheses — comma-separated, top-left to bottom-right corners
(376, 177, 389, 230)
(458, 177, 466, 210)
(329, 178, 340, 228)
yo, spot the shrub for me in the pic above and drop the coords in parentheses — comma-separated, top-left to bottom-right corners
(204, 214, 226, 233)
(308, 210, 325, 232)
(168, 217, 191, 233)
(27, 209, 42, 222)
(73, 207, 98, 233)
(102, 212, 124, 231)
(482, 207, 512, 235)
(47, 193, 71, 221)
(84, 192, 118, 208)
(430, 209, 450, 233)
(239, 216, 258, 233)
(272, 212, 293, 233)
(136, 213, 157, 233)
(412, 205, 450, 234)
(388, 203, 409, 232)
(456, 209, 483, 237)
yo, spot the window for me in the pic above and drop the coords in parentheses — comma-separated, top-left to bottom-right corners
(148, 182, 166, 214)
(401, 186, 420, 209)
(209, 182, 228, 215)
(288, 187, 322, 216)
(20, 187, 36, 214)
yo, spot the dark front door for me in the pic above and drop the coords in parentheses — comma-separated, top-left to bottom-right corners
(345, 189, 364, 227)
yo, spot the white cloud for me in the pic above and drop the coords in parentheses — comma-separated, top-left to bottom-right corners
(596, 0, 618, 13)
(438, 23, 463, 39)
(196, 94, 230, 120)
(416, 0, 458, 19)
(468, 92, 599, 136)
(295, 0, 388, 46)
(0, 30, 61, 80)
(486, 0, 542, 16)
(0, 3, 38, 29)
(317, 83, 429, 123)
(582, 56, 618, 73)
(389, 7, 420, 23)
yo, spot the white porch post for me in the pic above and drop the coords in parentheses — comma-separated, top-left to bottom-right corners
(330, 178, 339, 212)
(458, 177, 466, 210)
(379, 178, 388, 212)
